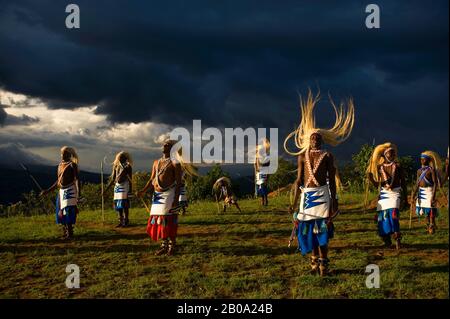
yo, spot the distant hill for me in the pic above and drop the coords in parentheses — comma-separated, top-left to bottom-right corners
(0, 164, 105, 205)
(0, 164, 256, 205)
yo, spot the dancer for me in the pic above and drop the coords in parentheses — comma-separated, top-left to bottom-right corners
(255, 138, 271, 206)
(104, 151, 133, 227)
(213, 177, 242, 213)
(179, 174, 188, 215)
(40, 146, 80, 239)
(366, 143, 408, 250)
(411, 151, 443, 234)
(285, 90, 354, 276)
(137, 139, 182, 256)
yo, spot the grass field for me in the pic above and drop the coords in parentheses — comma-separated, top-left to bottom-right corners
(0, 194, 448, 299)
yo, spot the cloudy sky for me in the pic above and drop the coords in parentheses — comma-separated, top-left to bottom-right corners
(0, 0, 448, 173)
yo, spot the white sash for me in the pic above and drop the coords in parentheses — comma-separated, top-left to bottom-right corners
(113, 181, 129, 200)
(256, 172, 268, 185)
(59, 183, 78, 210)
(297, 185, 330, 221)
(377, 187, 401, 211)
(416, 187, 433, 208)
(150, 186, 178, 216)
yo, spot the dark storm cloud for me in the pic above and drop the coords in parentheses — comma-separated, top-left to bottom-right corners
(0, 0, 448, 158)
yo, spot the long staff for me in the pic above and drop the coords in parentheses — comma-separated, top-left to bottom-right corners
(409, 199, 414, 230)
(20, 162, 56, 209)
(121, 164, 151, 214)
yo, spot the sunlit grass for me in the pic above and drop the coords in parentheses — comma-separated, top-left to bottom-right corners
(0, 194, 448, 298)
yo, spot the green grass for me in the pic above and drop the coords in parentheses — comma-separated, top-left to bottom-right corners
(0, 194, 448, 299)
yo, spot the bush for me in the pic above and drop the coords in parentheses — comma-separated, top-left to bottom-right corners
(0, 190, 57, 217)
(340, 144, 418, 193)
(186, 164, 231, 201)
(267, 157, 296, 191)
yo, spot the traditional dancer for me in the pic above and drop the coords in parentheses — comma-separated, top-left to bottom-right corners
(285, 90, 354, 276)
(104, 151, 133, 227)
(40, 146, 80, 239)
(255, 138, 271, 206)
(213, 177, 242, 213)
(411, 151, 443, 234)
(366, 143, 408, 249)
(179, 173, 188, 215)
(137, 140, 182, 256)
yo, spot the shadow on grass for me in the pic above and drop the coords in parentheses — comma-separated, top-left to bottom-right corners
(402, 264, 449, 274)
(180, 244, 293, 257)
(182, 219, 291, 226)
(0, 230, 149, 245)
(0, 241, 153, 255)
(401, 243, 449, 251)
(0, 225, 294, 247)
(331, 268, 366, 276)
(0, 240, 294, 257)
(338, 228, 376, 234)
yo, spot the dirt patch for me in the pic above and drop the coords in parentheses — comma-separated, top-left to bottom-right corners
(15, 256, 28, 264)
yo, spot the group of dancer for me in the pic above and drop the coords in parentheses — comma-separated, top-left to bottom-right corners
(39, 90, 449, 274)
(283, 91, 448, 275)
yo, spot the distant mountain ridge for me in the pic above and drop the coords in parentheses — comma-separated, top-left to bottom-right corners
(0, 164, 104, 205)
(0, 164, 255, 205)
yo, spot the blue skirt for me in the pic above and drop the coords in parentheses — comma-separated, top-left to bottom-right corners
(416, 207, 438, 218)
(114, 199, 129, 211)
(296, 218, 334, 255)
(377, 208, 400, 236)
(55, 195, 78, 225)
(257, 184, 268, 196)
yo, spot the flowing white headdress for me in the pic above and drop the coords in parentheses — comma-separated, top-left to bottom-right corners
(283, 89, 355, 155)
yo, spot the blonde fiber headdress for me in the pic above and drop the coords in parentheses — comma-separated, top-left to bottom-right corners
(113, 151, 133, 169)
(365, 142, 398, 182)
(421, 150, 444, 184)
(283, 89, 355, 156)
(421, 150, 443, 170)
(283, 89, 354, 192)
(61, 146, 79, 166)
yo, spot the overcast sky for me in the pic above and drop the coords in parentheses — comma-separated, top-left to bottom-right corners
(0, 0, 448, 173)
